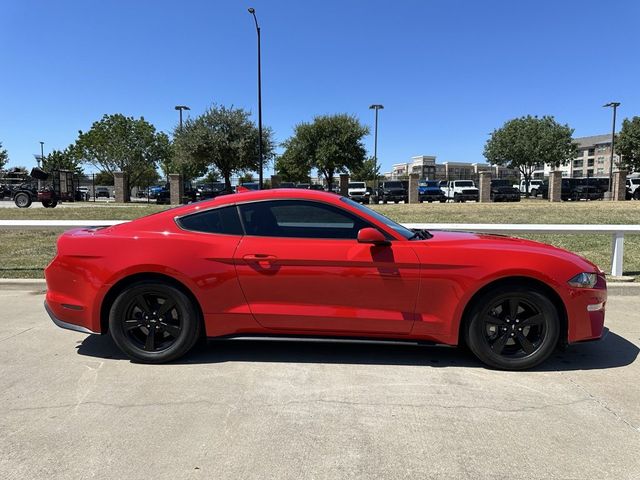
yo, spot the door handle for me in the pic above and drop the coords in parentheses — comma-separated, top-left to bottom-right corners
(243, 254, 278, 262)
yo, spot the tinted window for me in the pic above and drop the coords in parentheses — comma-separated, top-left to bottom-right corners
(178, 206, 243, 235)
(239, 200, 371, 239)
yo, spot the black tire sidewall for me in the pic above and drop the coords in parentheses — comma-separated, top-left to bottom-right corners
(465, 288, 560, 370)
(109, 282, 200, 363)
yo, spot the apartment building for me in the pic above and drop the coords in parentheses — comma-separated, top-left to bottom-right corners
(387, 155, 517, 180)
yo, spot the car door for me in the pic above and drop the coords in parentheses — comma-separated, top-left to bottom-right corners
(233, 199, 420, 335)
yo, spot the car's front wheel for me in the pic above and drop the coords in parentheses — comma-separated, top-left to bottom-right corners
(464, 287, 560, 370)
(109, 281, 201, 363)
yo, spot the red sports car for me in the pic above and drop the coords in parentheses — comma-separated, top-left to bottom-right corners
(45, 189, 607, 370)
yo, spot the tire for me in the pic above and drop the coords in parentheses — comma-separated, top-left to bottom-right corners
(14, 192, 32, 208)
(439, 199, 446, 203)
(453, 194, 460, 203)
(464, 286, 560, 370)
(531, 189, 538, 197)
(42, 199, 58, 208)
(109, 281, 201, 363)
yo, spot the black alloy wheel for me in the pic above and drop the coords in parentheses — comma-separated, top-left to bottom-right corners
(109, 282, 201, 363)
(465, 287, 559, 370)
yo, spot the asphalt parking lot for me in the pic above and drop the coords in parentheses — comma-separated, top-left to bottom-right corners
(1, 288, 639, 480)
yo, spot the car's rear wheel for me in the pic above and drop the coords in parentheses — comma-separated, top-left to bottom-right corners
(109, 281, 201, 363)
(464, 287, 559, 370)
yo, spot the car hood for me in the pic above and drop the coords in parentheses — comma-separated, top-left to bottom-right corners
(411, 230, 599, 273)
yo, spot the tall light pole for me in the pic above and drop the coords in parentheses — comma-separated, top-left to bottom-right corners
(369, 104, 384, 192)
(175, 105, 190, 129)
(603, 101, 620, 199)
(39, 141, 44, 168)
(248, 7, 263, 189)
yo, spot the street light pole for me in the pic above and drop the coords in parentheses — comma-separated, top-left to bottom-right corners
(174, 105, 190, 130)
(603, 102, 621, 200)
(248, 7, 263, 189)
(39, 142, 44, 168)
(369, 104, 384, 193)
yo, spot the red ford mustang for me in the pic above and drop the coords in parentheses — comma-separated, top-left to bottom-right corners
(45, 189, 607, 370)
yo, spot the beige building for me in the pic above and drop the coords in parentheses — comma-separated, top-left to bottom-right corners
(532, 134, 620, 179)
(387, 156, 517, 180)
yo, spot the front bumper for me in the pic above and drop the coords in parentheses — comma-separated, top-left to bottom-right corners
(45, 300, 99, 334)
(566, 287, 607, 343)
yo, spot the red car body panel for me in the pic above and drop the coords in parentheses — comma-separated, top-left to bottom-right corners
(45, 189, 606, 346)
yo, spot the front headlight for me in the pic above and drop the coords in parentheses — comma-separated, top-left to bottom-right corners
(567, 272, 597, 288)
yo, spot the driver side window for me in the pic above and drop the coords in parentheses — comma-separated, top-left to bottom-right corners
(239, 200, 372, 239)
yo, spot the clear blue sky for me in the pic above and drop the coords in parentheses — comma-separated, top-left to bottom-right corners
(2, 0, 639, 174)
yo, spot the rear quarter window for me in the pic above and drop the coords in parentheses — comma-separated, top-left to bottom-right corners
(177, 205, 243, 235)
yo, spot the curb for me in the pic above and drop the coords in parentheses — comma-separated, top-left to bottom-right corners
(1, 279, 637, 295)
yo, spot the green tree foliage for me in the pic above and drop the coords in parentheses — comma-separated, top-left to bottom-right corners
(350, 156, 381, 181)
(173, 105, 274, 189)
(93, 171, 114, 186)
(616, 116, 640, 173)
(484, 115, 577, 195)
(281, 114, 369, 190)
(274, 152, 311, 183)
(74, 114, 171, 187)
(0, 142, 8, 171)
(42, 147, 84, 175)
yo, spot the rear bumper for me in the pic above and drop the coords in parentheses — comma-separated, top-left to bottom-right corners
(45, 300, 99, 334)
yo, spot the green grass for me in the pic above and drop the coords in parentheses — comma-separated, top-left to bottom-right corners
(1, 200, 639, 278)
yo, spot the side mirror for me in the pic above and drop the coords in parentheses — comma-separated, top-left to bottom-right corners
(357, 228, 390, 246)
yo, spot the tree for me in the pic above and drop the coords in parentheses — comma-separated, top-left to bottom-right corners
(350, 156, 381, 182)
(173, 104, 274, 189)
(0, 142, 8, 171)
(484, 115, 577, 196)
(94, 171, 114, 186)
(74, 114, 171, 188)
(42, 147, 84, 175)
(616, 116, 640, 173)
(274, 152, 311, 183)
(281, 114, 369, 190)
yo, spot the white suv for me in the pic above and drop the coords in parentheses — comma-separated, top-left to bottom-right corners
(347, 182, 370, 204)
(627, 178, 640, 200)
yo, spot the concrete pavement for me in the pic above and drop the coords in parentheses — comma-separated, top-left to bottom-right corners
(1, 289, 639, 479)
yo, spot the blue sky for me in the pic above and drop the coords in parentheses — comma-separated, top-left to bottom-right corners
(1, 0, 639, 174)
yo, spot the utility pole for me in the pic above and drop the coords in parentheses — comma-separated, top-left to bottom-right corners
(369, 104, 384, 194)
(603, 102, 620, 200)
(248, 8, 264, 189)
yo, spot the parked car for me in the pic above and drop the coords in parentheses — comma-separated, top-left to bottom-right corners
(240, 182, 260, 191)
(377, 180, 408, 203)
(309, 184, 324, 191)
(295, 183, 311, 189)
(418, 180, 447, 203)
(76, 186, 90, 201)
(541, 178, 606, 201)
(199, 182, 232, 200)
(95, 187, 111, 199)
(279, 182, 296, 189)
(442, 180, 479, 202)
(46, 189, 608, 370)
(514, 179, 544, 196)
(490, 180, 521, 202)
(626, 178, 640, 199)
(348, 181, 370, 203)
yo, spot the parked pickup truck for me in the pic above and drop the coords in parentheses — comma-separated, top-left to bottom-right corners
(490, 179, 521, 202)
(418, 180, 446, 203)
(442, 180, 479, 202)
(377, 181, 408, 203)
(348, 181, 370, 203)
(513, 179, 544, 196)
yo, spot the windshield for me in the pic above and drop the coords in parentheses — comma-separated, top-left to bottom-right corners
(384, 181, 403, 188)
(456, 181, 474, 187)
(420, 181, 439, 187)
(341, 197, 416, 240)
(348, 182, 365, 188)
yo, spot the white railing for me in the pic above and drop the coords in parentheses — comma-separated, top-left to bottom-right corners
(1, 220, 639, 277)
